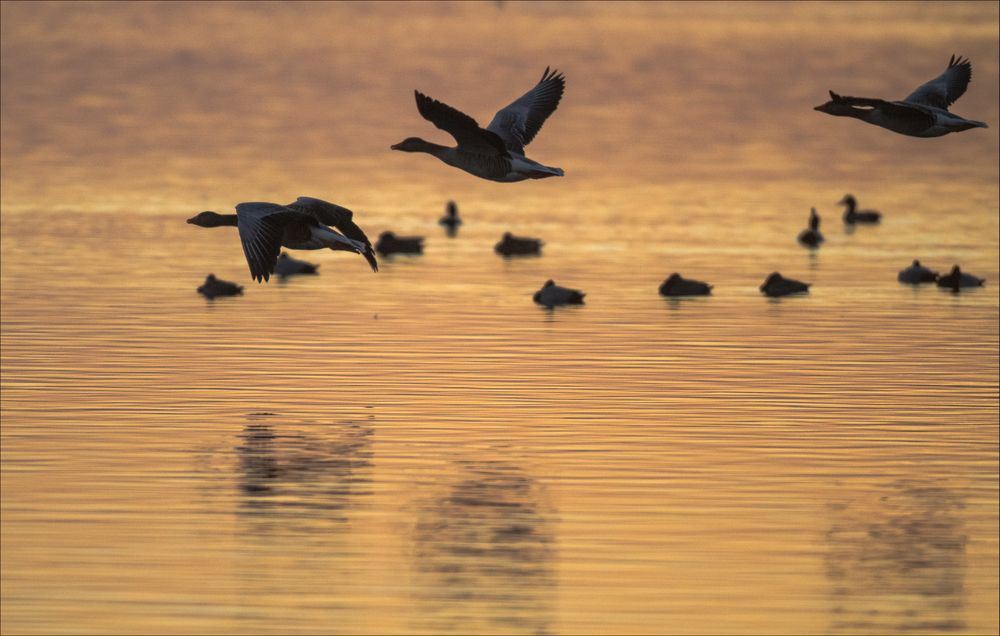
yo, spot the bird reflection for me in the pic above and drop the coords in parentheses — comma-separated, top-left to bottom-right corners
(412, 460, 556, 634)
(825, 480, 967, 633)
(236, 417, 374, 531)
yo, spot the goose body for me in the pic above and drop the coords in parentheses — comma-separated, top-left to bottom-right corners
(274, 252, 319, 277)
(937, 265, 984, 290)
(376, 231, 424, 256)
(440, 201, 462, 235)
(839, 194, 881, 224)
(659, 273, 712, 297)
(393, 68, 565, 182)
(197, 274, 243, 299)
(533, 279, 585, 308)
(814, 55, 988, 137)
(495, 232, 543, 256)
(798, 208, 825, 248)
(760, 272, 810, 297)
(898, 259, 938, 284)
(187, 197, 378, 282)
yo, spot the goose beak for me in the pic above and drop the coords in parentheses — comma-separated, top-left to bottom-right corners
(186, 216, 196, 224)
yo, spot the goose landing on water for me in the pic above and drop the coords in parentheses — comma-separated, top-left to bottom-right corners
(187, 197, 378, 282)
(392, 67, 565, 182)
(814, 55, 988, 137)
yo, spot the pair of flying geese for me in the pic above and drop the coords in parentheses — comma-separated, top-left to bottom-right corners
(191, 57, 986, 283)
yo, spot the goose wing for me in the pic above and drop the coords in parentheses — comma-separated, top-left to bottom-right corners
(904, 55, 972, 109)
(414, 90, 512, 180)
(486, 67, 565, 155)
(832, 92, 935, 129)
(286, 197, 378, 272)
(235, 202, 306, 282)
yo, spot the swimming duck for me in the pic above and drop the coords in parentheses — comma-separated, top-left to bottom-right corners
(659, 273, 712, 297)
(760, 272, 810, 297)
(197, 274, 243, 299)
(187, 197, 378, 282)
(495, 232, 544, 256)
(897, 259, 938, 284)
(274, 252, 319, 277)
(392, 67, 565, 182)
(375, 231, 424, 256)
(937, 265, 985, 291)
(439, 201, 462, 236)
(797, 208, 825, 248)
(533, 280, 585, 308)
(839, 194, 881, 224)
(814, 55, 988, 137)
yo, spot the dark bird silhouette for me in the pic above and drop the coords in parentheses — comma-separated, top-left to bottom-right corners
(392, 67, 565, 181)
(898, 260, 938, 284)
(937, 265, 984, 291)
(375, 231, 424, 256)
(760, 272, 810, 297)
(798, 208, 825, 248)
(274, 252, 319, 277)
(659, 273, 712, 297)
(187, 197, 377, 282)
(839, 194, 881, 224)
(495, 232, 543, 256)
(439, 201, 462, 236)
(533, 280, 585, 308)
(197, 274, 243, 299)
(814, 55, 988, 137)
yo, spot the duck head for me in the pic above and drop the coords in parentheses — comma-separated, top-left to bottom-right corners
(187, 211, 237, 227)
(543, 279, 555, 288)
(809, 208, 820, 230)
(838, 194, 856, 207)
(761, 272, 783, 288)
(391, 137, 432, 152)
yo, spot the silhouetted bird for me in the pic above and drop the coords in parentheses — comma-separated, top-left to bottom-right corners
(187, 197, 377, 282)
(197, 274, 243, 299)
(898, 259, 938, 284)
(937, 265, 984, 291)
(839, 194, 881, 224)
(439, 201, 462, 235)
(533, 280, 585, 308)
(392, 67, 565, 181)
(760, 272, 810, 297)
(495, 232, 543, 256)
(375, 231, 424, 256)
(814, 55, 987, 137)
(659, 273, 712, 297)
(798, 208, 825, 248)
(274, 252, 319, 277)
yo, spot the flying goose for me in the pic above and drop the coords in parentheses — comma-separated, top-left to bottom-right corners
(187, 197, 378, 282)
(274, 252, 319, 277)
(533, 280, 585, 308)
(760, 272, 810, 297)
(440, 201, 462, 235)
(937, 265, 985, 291)
(659, 273, 712, 297)
(375, 231, 424, 256)
(797, 208, 824, 248)
(495, 232, 543, 256)
(197, 274, 243, 299)
(897, 259, 938, 284)
(839, 194, 881, 224)
(814, 55, 988, 137)
(392, 67, 566, 182)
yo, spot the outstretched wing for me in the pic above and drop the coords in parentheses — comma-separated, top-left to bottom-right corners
(286, 197, 378, 272)
(414, 90, 509, 157)
(235, 202, 304, 283)
(904, 55, 973, 110)
(487, 67, 565, 154)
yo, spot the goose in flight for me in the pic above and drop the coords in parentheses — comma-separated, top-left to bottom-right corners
(392, 67, 566, 182)
(814, 55, 988, 137)
(187, 196, 378, 282)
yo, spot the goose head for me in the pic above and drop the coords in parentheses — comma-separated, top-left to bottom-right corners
(187, 211, 235, 227)
(391, 137, 433, 152)
(814, 91, 860, 117)
(838, 194, 856, 207)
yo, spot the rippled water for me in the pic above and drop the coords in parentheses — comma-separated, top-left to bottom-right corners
(2, 2, 999, 634)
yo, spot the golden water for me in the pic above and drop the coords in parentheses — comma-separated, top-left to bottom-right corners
(2, 2, 998, 634)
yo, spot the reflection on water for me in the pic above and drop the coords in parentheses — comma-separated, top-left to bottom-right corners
(412, 461, 556, 635)
(236, 415, 375, 532)
(826, 481, 967, 634)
